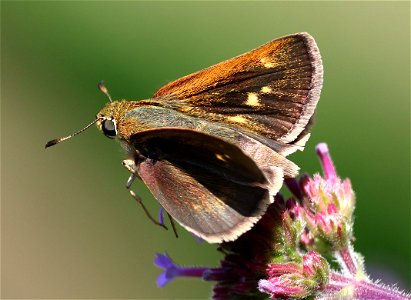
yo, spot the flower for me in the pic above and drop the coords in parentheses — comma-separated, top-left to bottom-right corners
(154, 253, 208, 287)
(299, 143, 356, 251)
(258, 250, 329, 298)
(153, 143, 409, 300)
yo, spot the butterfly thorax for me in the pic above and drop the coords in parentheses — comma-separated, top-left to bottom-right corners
(97, 100, 139, 122)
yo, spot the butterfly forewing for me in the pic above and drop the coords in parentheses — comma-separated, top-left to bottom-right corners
(154, 32, 322, 144)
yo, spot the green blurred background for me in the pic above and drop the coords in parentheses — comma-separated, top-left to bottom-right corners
(2, 1, 409, 299)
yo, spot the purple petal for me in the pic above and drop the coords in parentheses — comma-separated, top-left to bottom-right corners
(153, 253, 208, 288)
(156, 271, 170, 287)
(154, 253, 173, 269)
(158, 207, 165, 226)
(154, 253, 178, 287)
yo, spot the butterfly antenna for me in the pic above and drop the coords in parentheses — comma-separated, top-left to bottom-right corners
(45, 118, 100, 148)
(98, 81, 113, 102)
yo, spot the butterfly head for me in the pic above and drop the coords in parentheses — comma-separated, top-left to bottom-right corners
(96, 98, 124, 139)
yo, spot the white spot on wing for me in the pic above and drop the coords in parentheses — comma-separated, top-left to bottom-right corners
(228, 115, 247, 123)
(260, 57, 275, 68)
(244, 92, 260, 106)
(216, 153, 226, 161)
(261, 86, 272, 94)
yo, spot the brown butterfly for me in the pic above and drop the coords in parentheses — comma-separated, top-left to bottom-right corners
(46, 32, 323, 243)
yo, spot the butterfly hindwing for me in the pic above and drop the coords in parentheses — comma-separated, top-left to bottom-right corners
(130, 128, 280, 242)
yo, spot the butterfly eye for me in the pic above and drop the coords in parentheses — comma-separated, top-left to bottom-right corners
(102, 119, 117, 138)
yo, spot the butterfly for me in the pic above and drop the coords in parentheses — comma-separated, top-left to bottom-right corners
(46, 32, 323, 243)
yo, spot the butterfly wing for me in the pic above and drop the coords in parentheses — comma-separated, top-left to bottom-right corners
(154, 32, 322, 145)
(130, 128, 283, 243)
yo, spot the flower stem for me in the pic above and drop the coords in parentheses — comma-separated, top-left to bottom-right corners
(325, 272, 410, 300)
(337, 248, 357, 275)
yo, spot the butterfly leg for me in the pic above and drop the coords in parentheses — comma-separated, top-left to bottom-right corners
(123, 159, 168, 230)
(166, 210, 178, 238)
